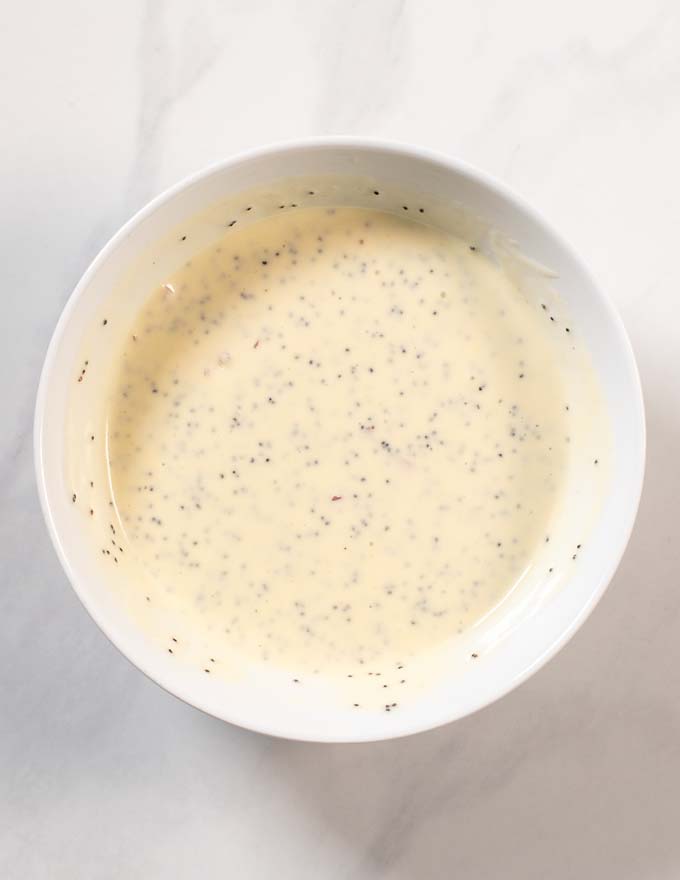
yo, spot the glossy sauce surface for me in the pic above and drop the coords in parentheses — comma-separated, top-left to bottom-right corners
(105, 206, 569, 674)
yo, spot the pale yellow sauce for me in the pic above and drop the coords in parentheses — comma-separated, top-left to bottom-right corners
(104, 206, 570, 675)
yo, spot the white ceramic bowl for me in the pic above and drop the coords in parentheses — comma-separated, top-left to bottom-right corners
(35, 138, 645, 742)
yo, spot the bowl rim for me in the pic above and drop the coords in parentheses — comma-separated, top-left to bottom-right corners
(34, 135, 646, 742)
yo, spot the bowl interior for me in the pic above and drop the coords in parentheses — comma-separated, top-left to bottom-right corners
(36, 141, 644, 741)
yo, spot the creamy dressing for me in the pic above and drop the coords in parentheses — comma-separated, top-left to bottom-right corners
(102, 206, 572, 676)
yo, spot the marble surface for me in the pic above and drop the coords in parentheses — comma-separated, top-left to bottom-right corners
(2, 1, 680, 877)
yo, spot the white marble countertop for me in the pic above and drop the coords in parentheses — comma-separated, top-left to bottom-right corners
(2, 2, 680, 877)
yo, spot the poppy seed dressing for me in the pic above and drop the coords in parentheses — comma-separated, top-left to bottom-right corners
(103, 206, 571, 674)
